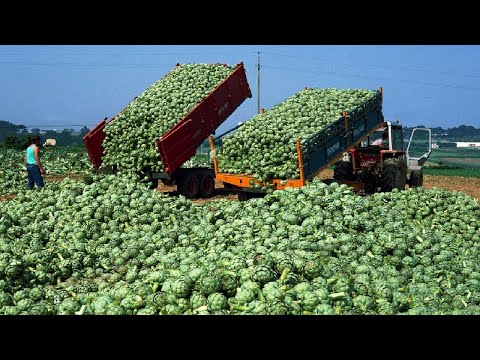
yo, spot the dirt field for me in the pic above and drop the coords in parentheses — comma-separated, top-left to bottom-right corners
(423, 175, 480, 200)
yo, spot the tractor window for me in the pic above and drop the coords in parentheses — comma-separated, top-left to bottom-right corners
(408, 128, 431, 159)
(369, 131, 388, 147)
(391, 127, 404, 151)
(369, 132, 382, 145)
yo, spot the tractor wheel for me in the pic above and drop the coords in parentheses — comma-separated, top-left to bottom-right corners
(361, 169, 377, 194)
(199, 174, 215, 198)
(409, 170, 423, 188)
(179, 174, 200, 199)
(380, 158, 407, 192)
(333, 161, 353, 181)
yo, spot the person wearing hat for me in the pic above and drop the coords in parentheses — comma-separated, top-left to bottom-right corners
(23, 135, 45, 189)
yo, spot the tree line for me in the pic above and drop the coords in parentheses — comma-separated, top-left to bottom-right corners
(403, 125, 480, 142)
(0, 120, 90, 149)
(2, 119, 479, 149)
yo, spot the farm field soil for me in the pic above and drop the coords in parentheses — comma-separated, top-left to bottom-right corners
(423, 174, 480, 200)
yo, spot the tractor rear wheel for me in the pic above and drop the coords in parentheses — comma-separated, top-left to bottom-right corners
(380, 158, 407, 192)
(409, 170, 423, 188)
(333, 161, 353, 181)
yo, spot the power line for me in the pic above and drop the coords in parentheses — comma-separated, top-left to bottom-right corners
(2, 47, 477, 79)
(261, 50, 480, 80)
(0, 62, 178, 67)
(0, 50, 255, 57)
(257, 52, 261, 114)
(262, 64, 480, 92)
(0, 61, 258, 69)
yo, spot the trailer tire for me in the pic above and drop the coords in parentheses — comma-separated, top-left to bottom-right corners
(409, 170, 423, 188)
(381, 158, 407, 192)
(199, 174, 215, 198)
(333, 161, 354, 181)
(149, 178, 159, 190)
(237, 191, 250, 201)
(238, 191, 265, 201)
(179, 174, 200, 199)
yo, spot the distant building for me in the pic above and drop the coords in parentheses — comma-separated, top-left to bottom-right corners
(455, 142, 480, 148)
(437, 142, 457, 148)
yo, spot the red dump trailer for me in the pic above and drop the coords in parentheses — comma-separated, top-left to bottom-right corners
(83, 62, 252, 198)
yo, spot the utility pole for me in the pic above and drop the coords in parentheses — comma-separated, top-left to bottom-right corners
(257, 51, 261, 114)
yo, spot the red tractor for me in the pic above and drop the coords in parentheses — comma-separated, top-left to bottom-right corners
(333, 121, 432, 193)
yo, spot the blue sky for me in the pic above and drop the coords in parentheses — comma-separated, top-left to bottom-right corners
(0, 45, 479, 134)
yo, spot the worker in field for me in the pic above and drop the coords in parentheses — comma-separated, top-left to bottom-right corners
(23, 135, 45, 189)
(372, 130, 389, 148)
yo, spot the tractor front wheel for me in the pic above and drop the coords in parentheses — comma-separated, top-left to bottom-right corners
(380, 158, 407, 192)
(409, 170, 423, 188)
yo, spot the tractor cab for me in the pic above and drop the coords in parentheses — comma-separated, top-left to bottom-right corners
(361, 121, 432, 166)
(362, 122, 405, 151)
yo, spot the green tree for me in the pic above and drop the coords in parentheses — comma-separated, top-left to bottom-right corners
(0, 120, 27, 143)
(18, 134, 32, 149)
(80, 126, 90, 137)
(4, 135, 18, 149)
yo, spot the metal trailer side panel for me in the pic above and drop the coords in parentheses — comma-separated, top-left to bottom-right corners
(302, 121, 347, 180)
(156, 63, 252, 175)
(83, 118, 108, 170)
(302, 91, 383, 180)
(83, 97, 135, 171)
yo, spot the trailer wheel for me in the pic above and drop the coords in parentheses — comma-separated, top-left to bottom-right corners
(179, 174, 200, 199)
(409, 170, 423, 188)
(333, 161, 353, 181)
(161, 178, 174, 186)
(380, 158, 407, 192)
(238, 191, 265, 201)
(199, 174, 215, 198)
(238, 191, 254, 201)
(149, 178, 159, 190)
